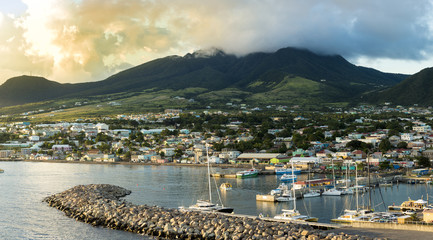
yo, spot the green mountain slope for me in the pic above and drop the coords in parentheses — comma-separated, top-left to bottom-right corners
(0, 47, 408, 108)
(369, 67, 433, 106)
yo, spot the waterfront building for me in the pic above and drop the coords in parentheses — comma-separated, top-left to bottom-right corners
(236, 153, 286, 164)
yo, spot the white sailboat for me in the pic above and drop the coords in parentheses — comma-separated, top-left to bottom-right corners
(180, 144, 234, 213)
(322, 158, 342, 196)
(303, 163, 320, 198)
(274, 161, 318, 221)
(340, 163, 354, 195)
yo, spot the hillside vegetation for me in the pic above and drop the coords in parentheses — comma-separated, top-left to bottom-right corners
(0, 47, 408, 114)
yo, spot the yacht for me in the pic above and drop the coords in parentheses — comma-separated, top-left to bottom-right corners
(275, 167, 301, 175)
(322, 188, 342, 196)
(180, 144, 234, 213)
(274, 209, 318, 222)
(280, 174, 297, 182)
(236, 168, 259, 178)
(185, 200, 234, 213)
(303, 190, 321, 198)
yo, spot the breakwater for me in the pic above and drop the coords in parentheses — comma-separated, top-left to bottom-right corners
(44, 184, 383, 239)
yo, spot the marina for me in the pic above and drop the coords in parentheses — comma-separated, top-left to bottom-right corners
(2, 161, 433, 239)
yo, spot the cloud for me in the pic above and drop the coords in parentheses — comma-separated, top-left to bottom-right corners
(0, 0, 432, 83)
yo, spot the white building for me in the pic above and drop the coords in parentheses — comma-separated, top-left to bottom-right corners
(401, 133, 414, 141)
(413, 125, 432, 133)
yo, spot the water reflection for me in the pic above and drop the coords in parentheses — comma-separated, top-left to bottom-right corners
(2, 162, 433, 239)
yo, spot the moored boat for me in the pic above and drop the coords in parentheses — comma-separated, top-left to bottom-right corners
(280, 174, 297, 182)
(274, 209, 318, 222)
(220, 182, 232, 191)
(322, 187, 342, 196)
(180, 144, 234, 213)
(303, 190, 321, 198)
(182, 200, 234, 213)
(236, 168, 259, 178)
(388, 198, 427, 211)
(275, 167, 301, 175)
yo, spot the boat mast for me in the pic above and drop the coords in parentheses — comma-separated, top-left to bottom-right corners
(206, 144, 212, 203)
(331, 158, 336, 188)
(345, 162, 349, 189)
(292, 160, 296, 211)
(307, 163, 311, 192)
(355, 162, 359, 212)
(367, 154, 371, 210)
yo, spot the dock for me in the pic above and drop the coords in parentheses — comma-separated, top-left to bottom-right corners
(210, 173, 237, 178)
(211, 170, 276, 178)
(256, 194, 276, 202)
(220, 212, 341, 230)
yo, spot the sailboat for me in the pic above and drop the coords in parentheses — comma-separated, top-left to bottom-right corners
(274, 161, 318, 222)
(332, 162, 386, 223)
(340, 163, 354, 195)
(322, 158, 342, 196)
(180, 144, 234, 213)
(303, 163, 320, 198)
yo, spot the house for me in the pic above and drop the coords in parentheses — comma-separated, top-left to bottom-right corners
(0, 150, 13, 158)
(351, 150, 366, 159)
(316, 149, 335, 159)
(96, 123, 109, 133)
(335, 151, 352, 159)
(81, 154, 118, 162)
(367, 153, 384, 166)
(111, 129, 131, 138)
(29, 136, 40, 142)
(218, 149, 241, 161)
(413, 125, 432, 133)
(422, 149, 433, 160)
(161, 147, 175, 157)
(291, 157, 322, 165)
(407, 141, 425, 150)
(52, 144, 72, 152)
(236, 153, 286, 164)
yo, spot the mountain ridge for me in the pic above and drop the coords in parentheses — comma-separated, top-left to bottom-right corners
(0, 47, 409, 108)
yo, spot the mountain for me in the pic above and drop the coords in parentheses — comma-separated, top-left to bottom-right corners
(0, 47, 408, 108)
(0, 76, 89, 107)
(368, 67, 433, 106)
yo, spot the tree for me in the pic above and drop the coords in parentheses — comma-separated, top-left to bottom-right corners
(346, 140, 363, 150)
(379, 160, 391, 170)
(397, 141, 408, 149)
(174, 148, 183, 158)
(379, 139, 392, 152)
(97, 143, 111, 153)
(416, 156, 431, 168)
(124, 151, 131, 161)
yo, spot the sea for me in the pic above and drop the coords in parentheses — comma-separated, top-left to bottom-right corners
(1, 161, 432, 239)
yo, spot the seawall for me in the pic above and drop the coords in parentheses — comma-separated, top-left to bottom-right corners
(43, 184, 383, 239)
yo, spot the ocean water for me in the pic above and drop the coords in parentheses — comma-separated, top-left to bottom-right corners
(0, 161, 431, 239)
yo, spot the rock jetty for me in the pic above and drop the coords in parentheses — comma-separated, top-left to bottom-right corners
(44, 184, 384, 239)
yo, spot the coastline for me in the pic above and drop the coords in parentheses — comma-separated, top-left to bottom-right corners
(0, 158, 251, 169)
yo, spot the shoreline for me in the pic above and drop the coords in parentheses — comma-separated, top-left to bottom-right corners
(0, 159, 251, 169)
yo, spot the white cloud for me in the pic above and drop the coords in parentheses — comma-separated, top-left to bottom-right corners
(0, 0, 433, 83)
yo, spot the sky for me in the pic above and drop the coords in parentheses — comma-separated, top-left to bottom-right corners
(0, 0, 433, 84)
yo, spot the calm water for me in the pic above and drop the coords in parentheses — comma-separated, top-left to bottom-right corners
(1, 162, 432, 239)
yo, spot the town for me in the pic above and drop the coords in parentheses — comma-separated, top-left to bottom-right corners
(0, 104, 432, 174)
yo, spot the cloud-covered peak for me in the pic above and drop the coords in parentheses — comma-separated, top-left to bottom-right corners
(0, 0, 432, 83)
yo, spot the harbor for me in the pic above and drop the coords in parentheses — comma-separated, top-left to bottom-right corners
(3, 161, 433, 239)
